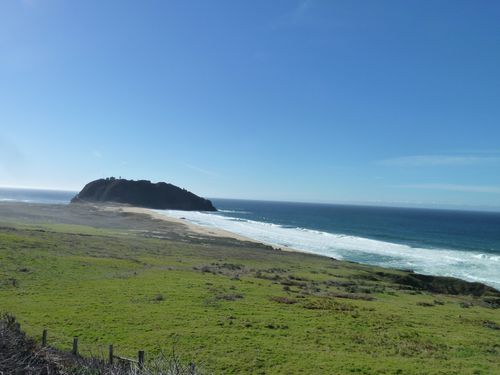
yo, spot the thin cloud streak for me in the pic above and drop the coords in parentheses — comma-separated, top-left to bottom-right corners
(182, 163, 221, 178)
(92, 150, 102, 158)
(291, 0, 313, 19)
(21, 0, 37, 8)
(271, 0, 314, 28)
(378, 155, 500, 167)
(395, 184, 500, 194)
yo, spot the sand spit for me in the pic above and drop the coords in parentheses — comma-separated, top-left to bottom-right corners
(105, 205, 259, 243)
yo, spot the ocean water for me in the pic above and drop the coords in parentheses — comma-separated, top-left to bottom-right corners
(158, 199, 500, 290)
(1, 188, 499, 289)
(0, 187, 76, 204)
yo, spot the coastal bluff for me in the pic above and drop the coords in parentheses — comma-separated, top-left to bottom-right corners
(71, 177, 217, 211)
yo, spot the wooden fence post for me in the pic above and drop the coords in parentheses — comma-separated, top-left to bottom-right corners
(72, 337, 78, 356)
(109, 344, 114, 365)
(42, 329, 47, 347)
(138, 350, 145, 369)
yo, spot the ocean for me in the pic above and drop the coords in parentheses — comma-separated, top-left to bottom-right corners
(0, 187, 75, 205)
(1, 188, 499, 289)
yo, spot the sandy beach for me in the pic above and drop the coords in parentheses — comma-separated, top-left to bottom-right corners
(106, 205, 260, 243)
(105, 205, 304, 253)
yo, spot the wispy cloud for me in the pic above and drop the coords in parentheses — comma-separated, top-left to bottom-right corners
(21, 0, 37, 8)
(182, 163, 220, 178)
(272, 0, 314, 28)
(92, 150, 102, 158)
(0, 137, 27, 178)
(291, 0, 313, 19)
(395, 184, 500, 194)
(378, 154, 500, 167)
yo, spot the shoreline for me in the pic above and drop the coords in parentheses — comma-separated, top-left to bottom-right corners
(109, 205, 500, 292)
(109, 206, 257, 242)
(1, 201, 498, 291)
(106, 205, 303, 253)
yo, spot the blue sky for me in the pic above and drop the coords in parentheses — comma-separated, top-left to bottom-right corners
(1, 0, 500, 210)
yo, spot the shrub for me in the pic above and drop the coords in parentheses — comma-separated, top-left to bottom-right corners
(153, 294, 165, 302)
(269, 296, 297, 304)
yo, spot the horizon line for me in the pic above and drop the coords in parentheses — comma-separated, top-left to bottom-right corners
(1, 184, 499, 214)
(209, 196, 500, 214)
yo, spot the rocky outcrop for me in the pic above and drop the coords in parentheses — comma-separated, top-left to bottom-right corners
(71, 178, 216, 211)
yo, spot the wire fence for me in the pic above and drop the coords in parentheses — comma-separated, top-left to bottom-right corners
(0, 313, 206, 375)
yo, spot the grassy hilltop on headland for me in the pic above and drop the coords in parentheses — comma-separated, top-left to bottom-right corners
(0, 202, 499, 374)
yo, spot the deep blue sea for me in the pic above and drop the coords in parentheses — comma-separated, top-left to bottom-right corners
(1, 188, 499, 289)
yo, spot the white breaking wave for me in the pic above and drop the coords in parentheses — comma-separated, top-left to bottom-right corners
(0, 198, 32, 202)
(156, 210, 500, 290)
(217, 209, 250, 214)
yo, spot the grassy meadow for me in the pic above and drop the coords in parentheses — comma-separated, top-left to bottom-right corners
(0, 203, 499, 374)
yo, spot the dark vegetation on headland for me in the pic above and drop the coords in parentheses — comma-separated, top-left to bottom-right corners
(71, 177, 216, 211)
(1, 202, 499, 374)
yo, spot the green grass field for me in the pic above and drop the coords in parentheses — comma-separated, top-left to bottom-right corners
(1, 213, 499, 374)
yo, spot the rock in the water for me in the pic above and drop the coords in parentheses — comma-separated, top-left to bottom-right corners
(71, 177, 216, 211)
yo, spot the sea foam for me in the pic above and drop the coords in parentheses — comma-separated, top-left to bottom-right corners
(156, 210, 500, 290)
